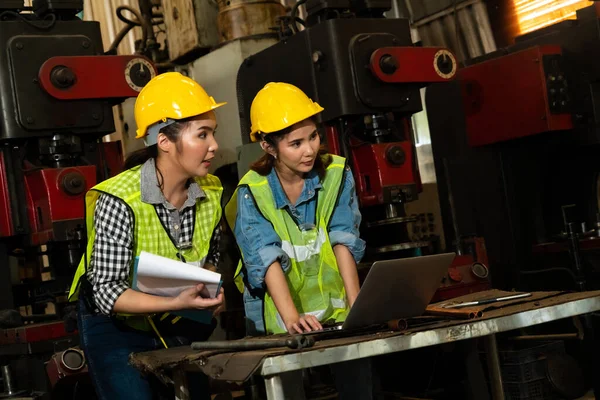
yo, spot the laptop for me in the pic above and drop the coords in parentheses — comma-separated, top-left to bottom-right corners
(315, 252, 456, 332)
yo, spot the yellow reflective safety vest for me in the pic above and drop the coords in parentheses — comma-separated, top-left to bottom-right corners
(68, 165, 222, 331)
(225, 154, 348, 334)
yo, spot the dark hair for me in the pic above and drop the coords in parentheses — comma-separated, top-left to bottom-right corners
(249, 119, 332, 180)
(123, 119, 191, 170)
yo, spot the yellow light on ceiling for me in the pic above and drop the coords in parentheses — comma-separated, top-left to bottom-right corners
(514, 0, 593, 34)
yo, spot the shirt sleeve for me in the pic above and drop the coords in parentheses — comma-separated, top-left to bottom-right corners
(205, 223, 222, 268)
(328, 167, 366, 263)
(233, 186, 290, 290)
(90, 194, 134, 315)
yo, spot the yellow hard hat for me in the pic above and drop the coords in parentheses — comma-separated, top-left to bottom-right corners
(134, 72, 226, 139)
(249, 82, 324, 142)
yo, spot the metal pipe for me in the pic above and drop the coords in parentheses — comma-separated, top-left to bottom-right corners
(386, 204, 399, 219)
(265, 372, 305, 400)
(137, 0, 158, 60)
(1, 364, 16, 396)
(173, 369, 190, 400)
(483, 334, 505, 400)
(264, 375, 285, 400)
(566, 222, 587, 291)
(388, 0, 402, 18)
(510, 333, 579, 341)
(191, 335, 314, 351)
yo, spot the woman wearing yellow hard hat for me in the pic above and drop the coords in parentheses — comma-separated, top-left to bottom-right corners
(226, 81, 365, 333)
(225, 82, 372, 400)
(68, 72, 225, 399)
(225, 82, 373, 398)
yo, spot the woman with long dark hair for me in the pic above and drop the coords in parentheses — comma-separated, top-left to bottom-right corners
(68, 72, 225, 399)
(225, 83, 374, 399)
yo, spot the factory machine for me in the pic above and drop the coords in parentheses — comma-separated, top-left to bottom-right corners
(0, 0, 156, 396)
(426, 3, 600, 293)
(236, 0, 491, 299)
(237, 0, 454, 256)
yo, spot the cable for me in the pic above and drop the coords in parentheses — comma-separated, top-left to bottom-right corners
(105, 23, 135, 55)
(115, 5, 164, 58)
(0, 11, 56, 30)
(115, 6, 154, 51)
(291, 0, 307, 33)
(116, 6, 148, 48)
(116, 6, 162, 26)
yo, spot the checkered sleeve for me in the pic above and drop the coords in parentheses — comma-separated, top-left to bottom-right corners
(90, 194, 134, 315)
(205, 223, 222, 269)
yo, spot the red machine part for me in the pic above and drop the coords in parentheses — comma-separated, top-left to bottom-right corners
(98, 141, 125, 180)
(325, 125, 342, 156)
(0, 321, 74, 345)
(401, 118, 423, 194)
(370, 47, 457, 83)
(460, 45, 573, 147)
(39, 55, 157, 100)
(46, 347, 88, 389)
(351, 141, 416, 207)
(24, 166, 97, 244)
(432, 237, 491, 302)
(0, 152, 11, 237)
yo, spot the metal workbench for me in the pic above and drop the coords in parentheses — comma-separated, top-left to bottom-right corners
(130, 290, 600, 400)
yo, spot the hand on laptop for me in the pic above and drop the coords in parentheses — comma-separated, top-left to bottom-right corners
(286, 314, 322, 334)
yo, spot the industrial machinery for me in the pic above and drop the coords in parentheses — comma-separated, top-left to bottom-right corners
(425, 5, 600, 394)
(0, 0, 156, 396)
(426, 3, 600, 293)
(0, 0, 155, 312)
(236, 0, 459, 261)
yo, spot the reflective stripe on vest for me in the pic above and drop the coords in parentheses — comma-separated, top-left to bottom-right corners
(225, 154, 348, 334)
(281, 227, 326, 262)
(68, 166, 223, 326)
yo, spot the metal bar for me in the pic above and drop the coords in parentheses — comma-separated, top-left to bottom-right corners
(264, 371, 306, 400)
(510, 333, 579, 341)
(264, 375, 285, 400)
(173, 369, 190, 400)
(191, 335, 314, 351)
(260, 296, 600, 376)
(1, 364, 16, 395)
(483, 334, 504, 400)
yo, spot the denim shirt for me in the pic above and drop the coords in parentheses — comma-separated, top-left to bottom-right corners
(233, 165, 366, 334)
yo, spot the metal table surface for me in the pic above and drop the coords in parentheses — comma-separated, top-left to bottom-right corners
(130, 290, 600, 400)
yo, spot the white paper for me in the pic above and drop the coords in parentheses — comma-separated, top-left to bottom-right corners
(134, 251, 221, 298)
